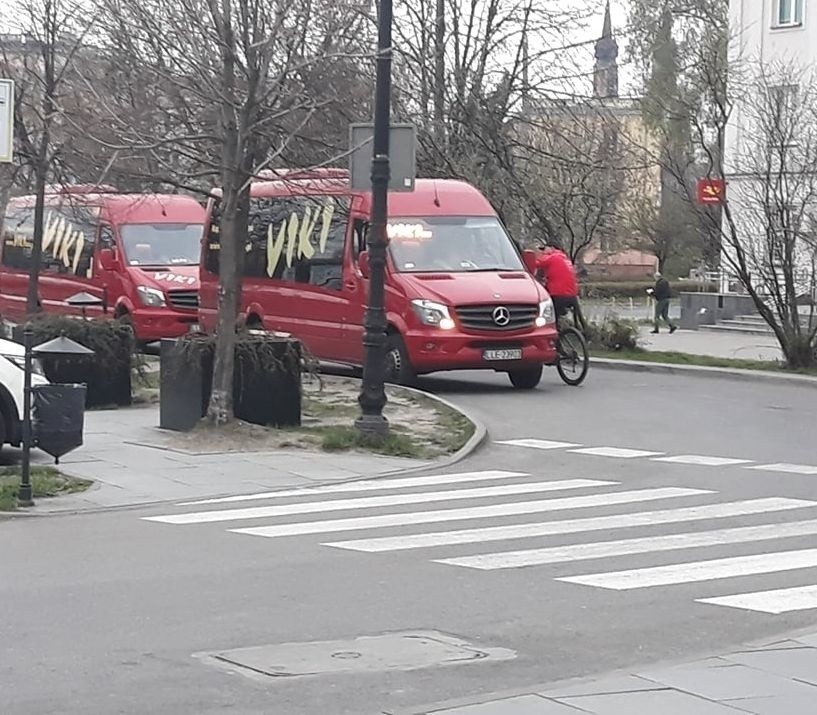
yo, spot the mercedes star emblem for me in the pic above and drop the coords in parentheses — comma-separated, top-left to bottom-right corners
(492, 306, 511, 326)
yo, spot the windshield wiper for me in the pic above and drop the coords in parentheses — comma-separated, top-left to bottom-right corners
(466, 267, 520, 272)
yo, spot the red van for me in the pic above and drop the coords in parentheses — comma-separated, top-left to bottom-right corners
(200, 172, 558, 388)
(0, 189, 206, 344)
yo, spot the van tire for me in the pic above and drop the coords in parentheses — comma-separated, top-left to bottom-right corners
(0, 412, 6, 451)
(508, 365, 543, 390)
(385, 333, 415, 385)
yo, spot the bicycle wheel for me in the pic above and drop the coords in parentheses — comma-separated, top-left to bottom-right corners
(556, 326, 589, 386)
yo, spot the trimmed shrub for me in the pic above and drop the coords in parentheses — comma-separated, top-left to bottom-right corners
(14, 315, 133, 407)
(586, 317, 641, 352)
(581, 280, 717, 300)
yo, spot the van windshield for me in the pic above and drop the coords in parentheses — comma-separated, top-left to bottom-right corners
(120, 224, 203, 266)
(387, 216, 524, 273)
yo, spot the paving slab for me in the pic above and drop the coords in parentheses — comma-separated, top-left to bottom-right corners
(556, 688, 750, 714)
(638, 658, 817, 700)
(723, 694, 817, 714)
(539, 674, 664, 699)
(724, 646, 817, 687)
(20, 406, 432, 512)
(428, 695, 585, 714)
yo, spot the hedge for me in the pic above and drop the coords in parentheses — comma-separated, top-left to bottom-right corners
(580, 280, 718, 299)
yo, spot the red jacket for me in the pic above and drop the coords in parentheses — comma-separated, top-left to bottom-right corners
(536, 250, 578, 297)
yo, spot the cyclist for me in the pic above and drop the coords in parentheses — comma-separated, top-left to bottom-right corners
(535, 244, 588, 333)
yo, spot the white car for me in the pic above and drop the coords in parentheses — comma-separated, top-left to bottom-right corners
(0, 338, 49, 450)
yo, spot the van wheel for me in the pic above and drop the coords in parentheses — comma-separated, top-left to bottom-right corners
(508, 365, 543, 390)
(0, 412, 6, 451)
(385, 334, 415, 385)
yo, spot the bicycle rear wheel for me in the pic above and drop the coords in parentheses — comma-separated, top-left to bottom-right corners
(556, 326, 589, 386)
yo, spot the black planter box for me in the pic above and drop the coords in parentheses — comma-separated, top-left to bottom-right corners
(160, 336, 302, 431)
(12, 322, 132, 408)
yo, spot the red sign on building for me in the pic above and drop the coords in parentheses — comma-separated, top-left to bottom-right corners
(697, 178, 726, 205)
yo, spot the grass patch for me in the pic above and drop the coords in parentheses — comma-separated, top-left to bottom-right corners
(592, 348, 817, 375)
(0, 467, 93, 511)
(319, 426, 424, 458)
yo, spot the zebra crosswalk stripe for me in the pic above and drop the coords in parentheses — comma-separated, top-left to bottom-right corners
(229, 487, 709, 539)
(558, 548, 817, 590)
(325, 498, 814, 553)
(697, 584, 817, 614)
(178, 470, 529, 506)
(436, 519, 817, 570)
(142, 478, 618, 525)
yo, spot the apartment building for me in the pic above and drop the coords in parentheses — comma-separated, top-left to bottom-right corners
(724, 0, 816, 297)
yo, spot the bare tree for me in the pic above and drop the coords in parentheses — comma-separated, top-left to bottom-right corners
(0, 1, 92, 313)
(86, 0, 371, 423)
(513, 101, 644, 262)
(680, 51, 817, 368)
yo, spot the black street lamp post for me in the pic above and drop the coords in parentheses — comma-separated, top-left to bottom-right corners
(18, 325, 34, 506)
(356, 0, 393, 437)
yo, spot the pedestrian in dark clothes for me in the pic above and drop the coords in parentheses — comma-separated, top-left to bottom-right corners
(648, 271, 677, 334)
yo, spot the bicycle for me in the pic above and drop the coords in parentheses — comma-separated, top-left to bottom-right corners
(553, 312, 589, 387)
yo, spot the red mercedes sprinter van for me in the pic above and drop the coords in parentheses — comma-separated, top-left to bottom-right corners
(200, 171, 558, 388)
(0, 188, 205, 343)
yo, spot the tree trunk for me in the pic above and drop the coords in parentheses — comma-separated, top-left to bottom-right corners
(433, 0, 445, 144)
(206, 197, 239, 425)
(27, 155, 48, 315)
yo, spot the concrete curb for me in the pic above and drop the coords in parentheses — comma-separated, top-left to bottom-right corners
(592, 356, 817, 389)
(2, 381, 487, 518)
(386, 382, 488, 476)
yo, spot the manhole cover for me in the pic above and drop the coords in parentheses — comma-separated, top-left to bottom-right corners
(201, 631, 516, 678)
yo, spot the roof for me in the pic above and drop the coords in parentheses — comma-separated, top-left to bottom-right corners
(240, 178, 497, 217)
(8, 193, 206, 223)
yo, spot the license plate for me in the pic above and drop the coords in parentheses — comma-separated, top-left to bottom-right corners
(483, 348, 522, 361)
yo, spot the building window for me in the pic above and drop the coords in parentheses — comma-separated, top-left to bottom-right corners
(775, 0, 804, 27)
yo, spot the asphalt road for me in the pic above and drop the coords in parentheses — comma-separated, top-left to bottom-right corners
(2, 367, 817, 714)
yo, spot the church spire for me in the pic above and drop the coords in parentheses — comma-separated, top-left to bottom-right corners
(602, 0, 613, 39)
(594, 0, 619, 99)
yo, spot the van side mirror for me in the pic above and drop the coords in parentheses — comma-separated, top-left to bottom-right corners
(99, 248, 119, 272)
(358, 250, 370, 279)
(522, 249, 538, 274)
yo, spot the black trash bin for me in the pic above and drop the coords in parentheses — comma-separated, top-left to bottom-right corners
(32, 383, 87, 463)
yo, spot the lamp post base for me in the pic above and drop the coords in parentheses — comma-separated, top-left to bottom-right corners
(355, 413, 390, 437)
(17, 483, 33, 507)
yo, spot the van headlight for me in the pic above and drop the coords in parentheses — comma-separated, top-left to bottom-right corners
(411, 299, 455, 330)
(136, 285, 167, 307)
(536, 298, 555, 327)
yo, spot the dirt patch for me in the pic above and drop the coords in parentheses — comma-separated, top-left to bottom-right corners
(139, 375, 475, 460)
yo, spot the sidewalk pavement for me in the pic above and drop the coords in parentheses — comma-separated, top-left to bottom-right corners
(17, 406, 430, 513)
(639, 327, 783, 362)
(416, 629, 817, 714)
(585, 299, 784, 361)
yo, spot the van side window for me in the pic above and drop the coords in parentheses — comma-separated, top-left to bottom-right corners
(1, 207, 34, 270)
(241, 195, 351, 292)
(2, 204, 97, 277)
(99, 225, 115, 249)
(352, 219, 369, 261)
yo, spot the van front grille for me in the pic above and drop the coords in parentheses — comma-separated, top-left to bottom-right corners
(167, 289, 199, 310)
(455, 304, 537, 332)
